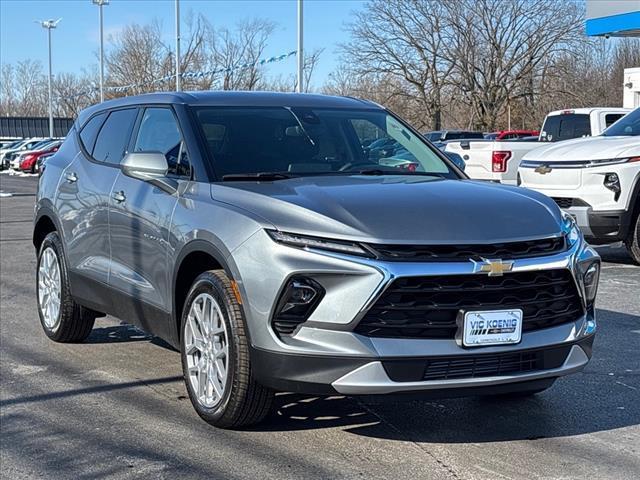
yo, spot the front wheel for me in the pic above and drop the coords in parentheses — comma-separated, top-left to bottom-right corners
(180, 270, 274, 428)
(624, 212, 640, 265)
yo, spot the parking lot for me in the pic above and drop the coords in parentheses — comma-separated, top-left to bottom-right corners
(1, 173, 639, 480)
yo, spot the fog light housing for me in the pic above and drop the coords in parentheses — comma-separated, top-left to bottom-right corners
(271, 276, 324, 336)
(582, 262, 600, 307)
(603, 173, 621, 200)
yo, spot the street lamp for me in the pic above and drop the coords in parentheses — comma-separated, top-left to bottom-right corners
(36, 18, 61, 138)
(92, 0, 109, 103)
(297, 0, 303, 93)
(175, 0, 181, 91)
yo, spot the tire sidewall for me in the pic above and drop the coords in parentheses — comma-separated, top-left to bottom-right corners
(37, 233, 65, 338)
(180, 273, 238, 422)
(627, 212, 640, 264)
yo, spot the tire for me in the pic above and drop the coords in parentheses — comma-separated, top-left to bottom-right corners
(180, 270, 274, 428)
(624, 211, 640, 265)
(36, 232, 96, 342)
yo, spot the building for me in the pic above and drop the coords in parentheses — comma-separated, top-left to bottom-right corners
(0, 117, 73, 138)
(586, 0, 640, 37)
(586, 1, 640, 109)
(623, 67, 640, 109)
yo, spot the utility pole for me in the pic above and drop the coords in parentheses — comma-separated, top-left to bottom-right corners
(297, 0, 303, 93)
(175, 0, 181, 91)
(92, 0, 109, 103)
(37, 18, 61, 138)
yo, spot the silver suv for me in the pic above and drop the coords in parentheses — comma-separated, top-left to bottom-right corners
(34, 92, 600, 428)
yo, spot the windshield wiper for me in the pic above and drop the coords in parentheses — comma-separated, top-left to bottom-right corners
(221, 172, 294, 181)
(357, 169, 446, 178)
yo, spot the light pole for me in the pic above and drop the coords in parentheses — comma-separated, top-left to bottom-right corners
(37, 18, 61, 138)
(175, 0, 181, 91)
(297, 0, 303, 93)
(92, 0, 109, 103)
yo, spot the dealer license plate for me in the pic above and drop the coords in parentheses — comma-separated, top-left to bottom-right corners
(463, 309, 523, 347)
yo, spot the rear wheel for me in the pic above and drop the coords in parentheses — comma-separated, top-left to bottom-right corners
(180, 270, 273, 428)
(37, 232, 96, 342)
(624, 211, 640, 265)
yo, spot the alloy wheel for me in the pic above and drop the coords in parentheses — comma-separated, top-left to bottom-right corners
(184, 293, 229, 408)
(38, 247, 61, 330)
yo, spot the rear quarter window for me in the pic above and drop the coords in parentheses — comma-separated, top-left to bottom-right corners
(79, 112, 107, 154)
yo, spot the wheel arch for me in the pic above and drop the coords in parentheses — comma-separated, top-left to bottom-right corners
(172, 240, 241, 345)
(33, 207, 62, 252)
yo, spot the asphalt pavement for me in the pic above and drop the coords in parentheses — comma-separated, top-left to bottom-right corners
(1, 173, 639, 480)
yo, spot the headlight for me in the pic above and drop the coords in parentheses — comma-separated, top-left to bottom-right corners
(561, 211, 581, 248)
(588, 157, 640, 167)
(267, 230, 373, 257)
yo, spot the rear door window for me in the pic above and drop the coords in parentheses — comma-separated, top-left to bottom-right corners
(92, 108, 138, 164)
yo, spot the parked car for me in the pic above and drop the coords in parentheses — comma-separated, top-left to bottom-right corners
(1, 138, 48, 170)
(36, 151, 56, 175)
(34, 92, 599, 428)
(19, 141, 62, 173)
(519, 107, 640, 264)
(445, 108, 632, 184)
(6, 139, 56, 170)
(484, 130, 540, 140)
(430, 141, 466, 170)
(0, 139, 22, 150)
(424, 130, 484, 142)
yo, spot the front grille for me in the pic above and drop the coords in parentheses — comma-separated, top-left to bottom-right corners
(369, 236, 566, 262)
(382, 344, 572, 382)
(553, 197, 573, 209)
(356, 269, 583, 339)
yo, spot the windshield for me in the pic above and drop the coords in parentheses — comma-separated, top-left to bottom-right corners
(194, 107, 459, 179)
(602, 108, 640, 137)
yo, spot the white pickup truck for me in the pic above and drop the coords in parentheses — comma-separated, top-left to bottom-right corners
(445, 108, 631, 184)
(518, 107, 640, 264)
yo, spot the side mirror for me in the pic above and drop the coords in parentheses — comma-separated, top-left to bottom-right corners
(121, 152, 178, 194)
(121, 152, 168, 181)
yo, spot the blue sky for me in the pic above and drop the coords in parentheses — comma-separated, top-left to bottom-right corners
(0, 0, 366, 88)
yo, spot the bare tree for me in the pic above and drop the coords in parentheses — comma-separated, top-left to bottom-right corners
(203, 18, 276, 91)
(444, 0, 583, 130)
(104, 21, 173, 97)
(341, 0, 455, 130)
(266, 48, 323, 92)
(53, 71, 99, 117)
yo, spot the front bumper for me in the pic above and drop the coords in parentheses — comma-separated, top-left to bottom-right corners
(566, 205, 632, 243)
(231, 229, 599, 395)
(251, 335, 594, 395)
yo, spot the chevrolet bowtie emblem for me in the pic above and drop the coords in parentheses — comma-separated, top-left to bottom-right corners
(472, 258, 514, 276)
(534, 164, 552, 175)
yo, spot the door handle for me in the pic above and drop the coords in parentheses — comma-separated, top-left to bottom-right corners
(112, 190, 126, 203)
(65, 172, 78, 183)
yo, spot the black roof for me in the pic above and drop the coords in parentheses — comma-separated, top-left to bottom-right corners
(78, 91, 381, 125)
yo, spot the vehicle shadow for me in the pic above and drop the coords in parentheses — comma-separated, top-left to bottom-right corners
(594, 243, 636, 266)
(252, 308, 639, 443)
(85, 322, 175, 350)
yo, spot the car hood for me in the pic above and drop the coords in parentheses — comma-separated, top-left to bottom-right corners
(210, 175, 563, 244)
(523, 135, 640, 162)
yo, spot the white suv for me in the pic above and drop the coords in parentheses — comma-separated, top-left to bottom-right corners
(518, 108, 640, 263)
